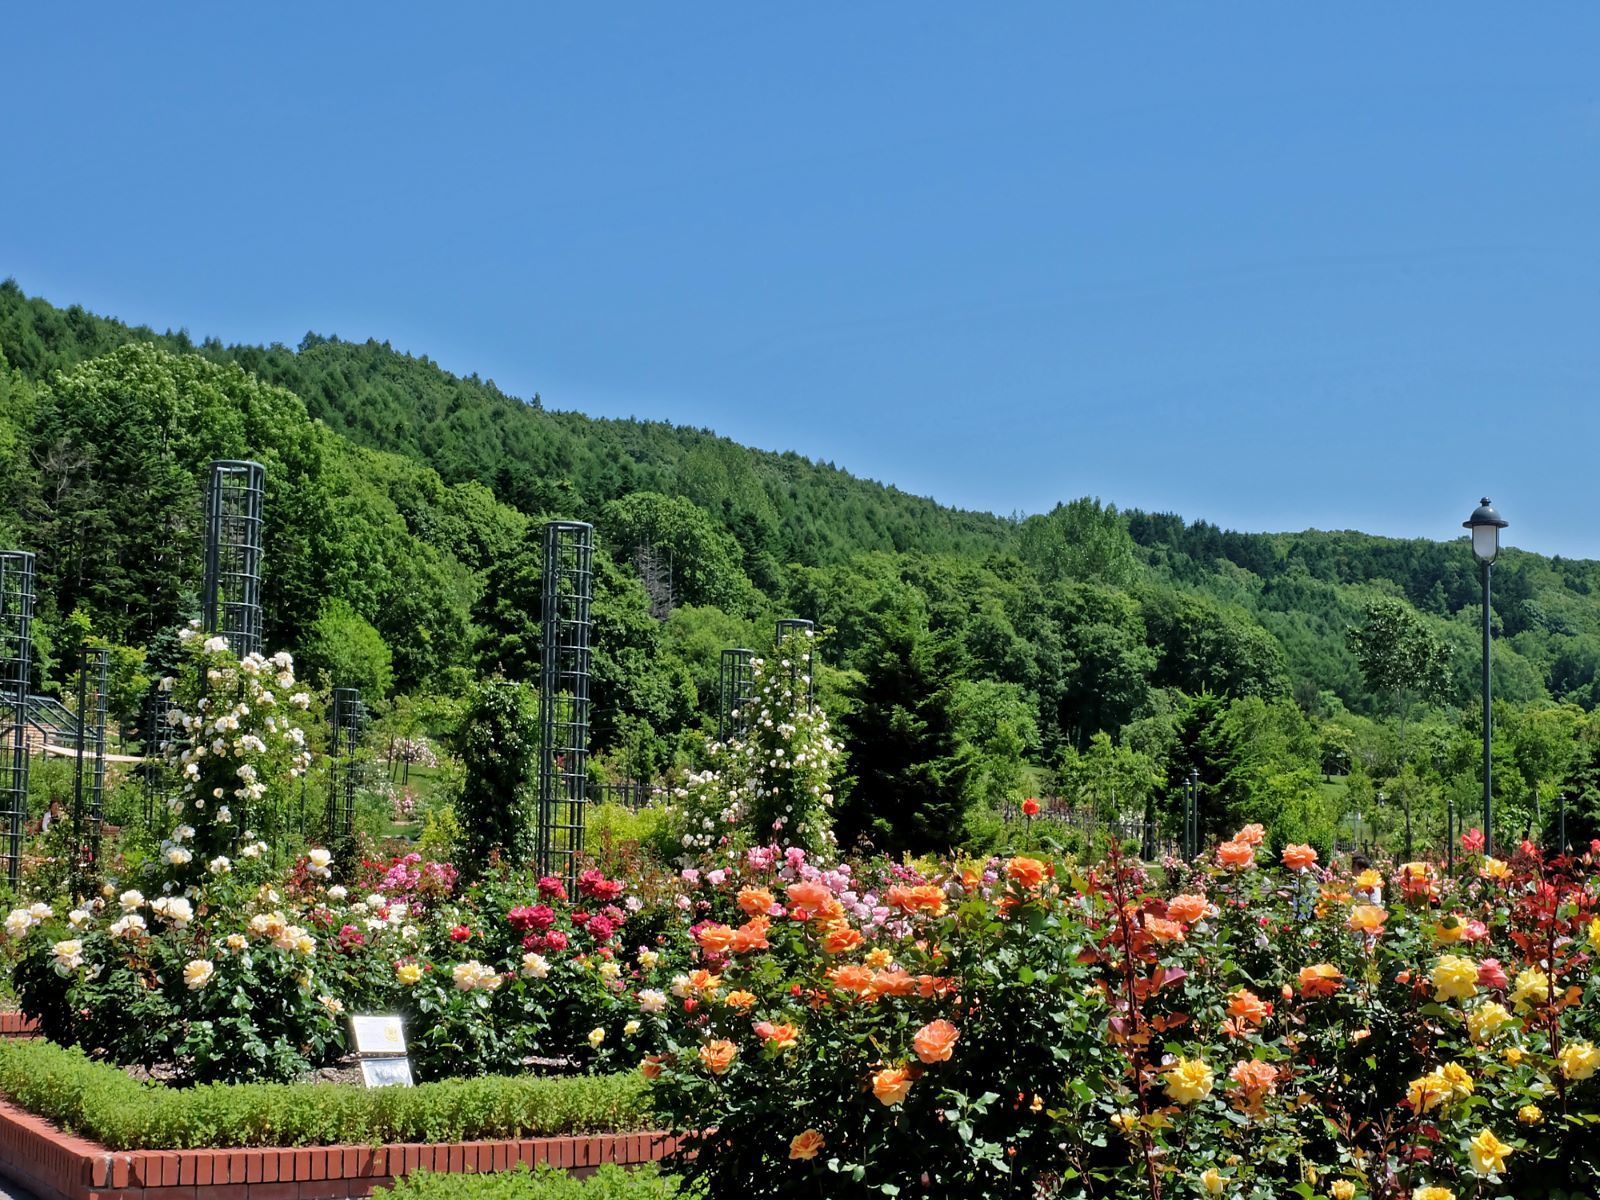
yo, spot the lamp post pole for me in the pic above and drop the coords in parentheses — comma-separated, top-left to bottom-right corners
(1464, 499, 1508, 860)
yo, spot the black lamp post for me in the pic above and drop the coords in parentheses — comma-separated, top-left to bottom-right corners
(1464, 498, 1508, 858)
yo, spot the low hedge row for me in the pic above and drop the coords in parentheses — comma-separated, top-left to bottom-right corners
(0, 1039, 654, 1151)
(375, 1164, 688, 1199)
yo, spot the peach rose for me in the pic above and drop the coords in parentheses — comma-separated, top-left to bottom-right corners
(886, 883, 948, 917)
(731, 917, 771, 953)
(699, 1039, 737, 1075)
(754, 1020, 799, 1050)
(821, 925, 865, 955)
(913, 1018, 959, 1064)
(1216, 840, 1255, 870)
(639, 1054, 666, 1081)
(1281, 844, 1318, 871)
(871, 1065, 914, 1106)
(1145, 916, 1186, 943)
(868, 968, 917, 1000)
(827, 964, 876, 998)
(1346, 904, 1388, 935)
(1228, 1059, 1278, 1093)
(1234, 823, 1266, 846)
(1227, 988, 1270, 1026)
(724, 989, 757, 1011)
(1298, 963, 1342, 998)
(737, 886, 775, 917)
(788, 1129, 825, 1160)
(695, 923, 736, 956)
(1167, 893, 1210, 924)
(1005, 856, 1048, 889)
(786, 880, 833, 915)
(688, 968, 722, 993)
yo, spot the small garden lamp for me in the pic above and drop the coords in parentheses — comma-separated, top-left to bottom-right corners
(1463, 498, 1508, 857)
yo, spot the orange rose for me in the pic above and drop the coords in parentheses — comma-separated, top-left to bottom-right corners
(1216, 841, 1255, 870)
(1346, 904, 1388, 935)
(821, 925, 865, 955)
(786, 880, 833, 915)
(1234, 823, 1266, 846)
(1006, 856, 1048, 889)
(887, 883, 949, 917)
(724, 989, 757, 1011)
(1298, 963, 1342, 998)
(871, 1064, 914, 1106)
(827, 964, 876, 998)
(1167, 893, 1210, 924)
(1145, 916, 1186, 943)
(788, 1129, 825, 1160)
(639, 1054, 666, 1080)
(737, 887, 776, 917)
(1227, 988, 1270, 1026)
(688, 968, 722, 993)
(867, 968, 918, 999)
(913, 1018, 959, 1064)
(731, 917, 771, 953)
(699, 1039, 737, 1075)
(754, 1020, 799, 1049)
(959, 867, 983, 893)
(1281, 844, 1318, 871)
(695, 923, 736, 956)
(1228, 1059, 1277, 1093)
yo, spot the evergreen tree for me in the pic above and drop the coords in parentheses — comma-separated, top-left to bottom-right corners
(837, 599, 978, 853)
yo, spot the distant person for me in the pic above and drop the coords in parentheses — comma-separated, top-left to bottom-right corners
(40, 799, 64, 834)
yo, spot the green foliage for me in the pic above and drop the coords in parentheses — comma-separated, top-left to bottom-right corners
(376, 1164, 687, 1200)
(302, 597, 395, 698)
(0, 1039, 651, 1150)
(454, 681, 540, 876)
(836, 599, 978, 854)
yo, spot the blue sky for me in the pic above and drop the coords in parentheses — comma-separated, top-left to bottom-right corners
(5, 5, 1598, 555)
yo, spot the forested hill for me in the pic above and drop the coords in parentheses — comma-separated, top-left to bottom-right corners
(0, 280, 1014, 584)
(10, 277, 1600, 847)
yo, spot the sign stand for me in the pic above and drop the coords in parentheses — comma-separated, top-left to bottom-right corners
(348, 1014, 414, 1088)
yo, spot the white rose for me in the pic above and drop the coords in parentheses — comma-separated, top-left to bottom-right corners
(184, 959, 215, 989)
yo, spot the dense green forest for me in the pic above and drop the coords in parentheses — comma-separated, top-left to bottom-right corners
(7, 278, 1600, 853)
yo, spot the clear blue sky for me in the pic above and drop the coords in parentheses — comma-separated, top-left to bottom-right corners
(5, 5, 1598, 555)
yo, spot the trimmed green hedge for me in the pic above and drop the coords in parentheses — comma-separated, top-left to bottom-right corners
(375, 1163, 688, 1199)
(0, 1039, 654, 1151)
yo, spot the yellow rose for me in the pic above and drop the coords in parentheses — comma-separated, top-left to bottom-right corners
(1200, 1167, 1225, 1196)
(1110, 1109, 1139, 1135)
(1164, 1057, 1215, 1105)
(1431, 955, 1478, 1003)
(1468, 1129, 1512, 1175)
(1466, 1001, 1511, 1042)
(1406, 1072, 1450, 1113)
(1329, 1184, 1356, 1200)
(395, 961, 422, 985)
(1503, 1046, 1524, 1066)
(1517, 1104, 1543, 1126)
(183, 959, 215, 990)
(1509, 967, 1550, 1013)
(1438, 1062, 1474, 1099)
(1412, 1188, 1454, 1200)
(1559, 1041, 1600, 1081)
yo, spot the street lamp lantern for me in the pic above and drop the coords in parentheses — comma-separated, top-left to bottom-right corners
(1463, 498, 1508, 857)
(1464, 498, 1507, 564)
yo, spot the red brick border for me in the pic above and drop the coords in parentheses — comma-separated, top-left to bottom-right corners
(0, 1011, 41, 1038)
(0, 1097, 680, 1200)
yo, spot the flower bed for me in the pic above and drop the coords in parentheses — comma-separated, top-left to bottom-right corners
(0, 1041, 676, 1200)
(0, 1040, 653, 1150)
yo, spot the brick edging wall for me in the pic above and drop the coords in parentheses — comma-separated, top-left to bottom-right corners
(0, 1096, 681, 1200)
(0, 1011, 40, 1038)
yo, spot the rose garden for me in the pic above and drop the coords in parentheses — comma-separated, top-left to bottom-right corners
(1, 599, 1599, 1200)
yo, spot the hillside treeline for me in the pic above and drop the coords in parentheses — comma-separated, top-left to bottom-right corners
(6, 279, 1600, 851)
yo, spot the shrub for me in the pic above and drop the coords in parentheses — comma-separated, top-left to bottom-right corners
(375, 1163, 688, 1199)
(0, 1039, 653, 1150)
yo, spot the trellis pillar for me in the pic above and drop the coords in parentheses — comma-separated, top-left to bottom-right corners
(0, 552, 35, 889)
(201, 460, 266, 659)
(537, 521, 594, 888)
(718, 648, 755, 741)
